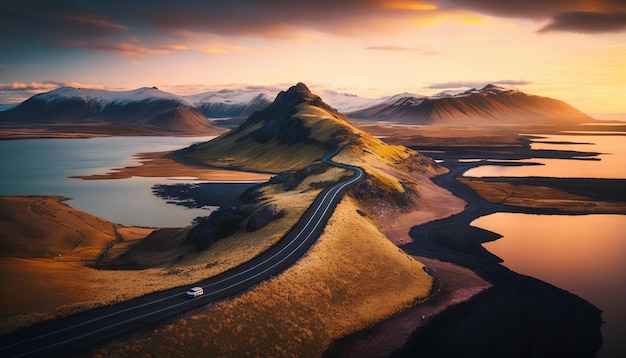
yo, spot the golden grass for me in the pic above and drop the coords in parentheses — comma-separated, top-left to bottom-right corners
(0, 102, 469, 349)
(91, 196, 433, 357)
(179, 101, 358, 173)
(331, 135, 465, 245)
(459, 178, 626, 213)
(352, 123, 522, 147)
(0, 166, 350, 335)
(103, 166, 348, 271)
(182, 136, 327, 173)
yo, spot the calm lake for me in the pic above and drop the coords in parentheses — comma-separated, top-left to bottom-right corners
(473, 214, 626, 357)
(0, 136, 257, 227)
(465, 134, 626, 178)
(468, 134, 626, 357)
(1, 133, 624, 355)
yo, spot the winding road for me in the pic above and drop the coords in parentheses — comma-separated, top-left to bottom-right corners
(0, 147, 364, 357)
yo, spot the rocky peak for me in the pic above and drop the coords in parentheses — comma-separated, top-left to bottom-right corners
(233, 83, 348, 145)
(479, 84, 521, 95)
(242, 83, 341, 127)
(270, 82, 322, 109)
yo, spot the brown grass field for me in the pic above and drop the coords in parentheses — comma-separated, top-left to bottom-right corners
(0, 116, 486, 355)
(90, 196, 435, 357)
(0, 165, 338, 335)
(327, 256, 491, 357)
(459, 178, 626, 213)
(0, 196, 264, 335)
(0, 163, 368, 330)
(71, 151, 271, 181)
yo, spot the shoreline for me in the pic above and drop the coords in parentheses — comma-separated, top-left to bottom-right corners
(1, 133, 621, 356)
(70, 150, 272, 181)
(396, 161, 605, 357)
(0, 124, 226, 140)
(327, 149, 623, 356)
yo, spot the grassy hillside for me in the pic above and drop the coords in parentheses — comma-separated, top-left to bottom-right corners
(179, 83, 453, 221)
(84, 83, 469, 355)
(0, 83, 472, 355)
(179, 83, 360, 172)
(91, 196, 434, 356)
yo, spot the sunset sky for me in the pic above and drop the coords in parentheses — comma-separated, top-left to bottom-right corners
(1, 0, 625, 114)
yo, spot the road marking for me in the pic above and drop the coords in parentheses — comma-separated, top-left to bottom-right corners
(1, 150, 365, 357)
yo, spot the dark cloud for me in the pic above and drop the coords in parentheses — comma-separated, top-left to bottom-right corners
(0, 0, 399, 46)
(426, 80, 532, 89)
(442, 0, 626, 33)
(441, 0, 626, 19)
(0, 1, 127, 40)
(441, 0, 576, 18)
(538, 12, 626, 33)
(2, 0, 626, 55)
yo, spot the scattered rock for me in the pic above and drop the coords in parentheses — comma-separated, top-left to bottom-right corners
(269, 163, 329, 191)
(186, 204, 259, 251)
(246, 204, 286, 232)
(310, 180, 336, 189)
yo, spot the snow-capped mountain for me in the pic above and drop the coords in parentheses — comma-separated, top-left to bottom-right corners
(347, 84, 592, 125)
(0, 86, 221, 134)
(42, 86, 195, 107)
(0, 86, 194, 123)
(313, 90, 384, 113)
(0, 84, 594, 134)
(185, 89, 274, 118)
(185, 88, 385, 117)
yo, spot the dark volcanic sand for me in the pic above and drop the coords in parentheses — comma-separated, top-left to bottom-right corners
(326, 140, 611, 357)
(151, 182, 259, 209)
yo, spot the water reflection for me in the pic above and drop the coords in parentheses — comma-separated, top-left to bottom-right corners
(0, 136, 229, 227)
(465, 134, 626, 178)
(473, 213, 626, 358)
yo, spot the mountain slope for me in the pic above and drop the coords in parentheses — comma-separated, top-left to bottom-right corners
(348, 84, 592, 125)
(0, 87, 222, 134)
(179, 82, 451, 214)
(179, 83, 362, 172)
(180, 83, 440, 174)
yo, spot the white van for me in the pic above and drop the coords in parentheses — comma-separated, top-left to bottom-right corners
(185, 286, 204, 298)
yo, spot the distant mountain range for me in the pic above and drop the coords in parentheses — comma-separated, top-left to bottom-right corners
(178, 82, 442, 177)
(0, 84, 593, 134)
(0, 87, 223, 135)
(347, 84, 592, 124)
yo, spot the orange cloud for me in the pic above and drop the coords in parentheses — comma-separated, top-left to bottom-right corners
(0, 82, 59, 91)
(412, 14, 447, 26)
(292, 37, 313, 43)
(383, 1, 437, 11)
(202, 45, 248, 54)
(164, 44, 189, 50)
(0, 81, 108, 92)
(65, 41, 179, 57)
(106, 43, 171, 56)
(0, 81, 121, 103)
